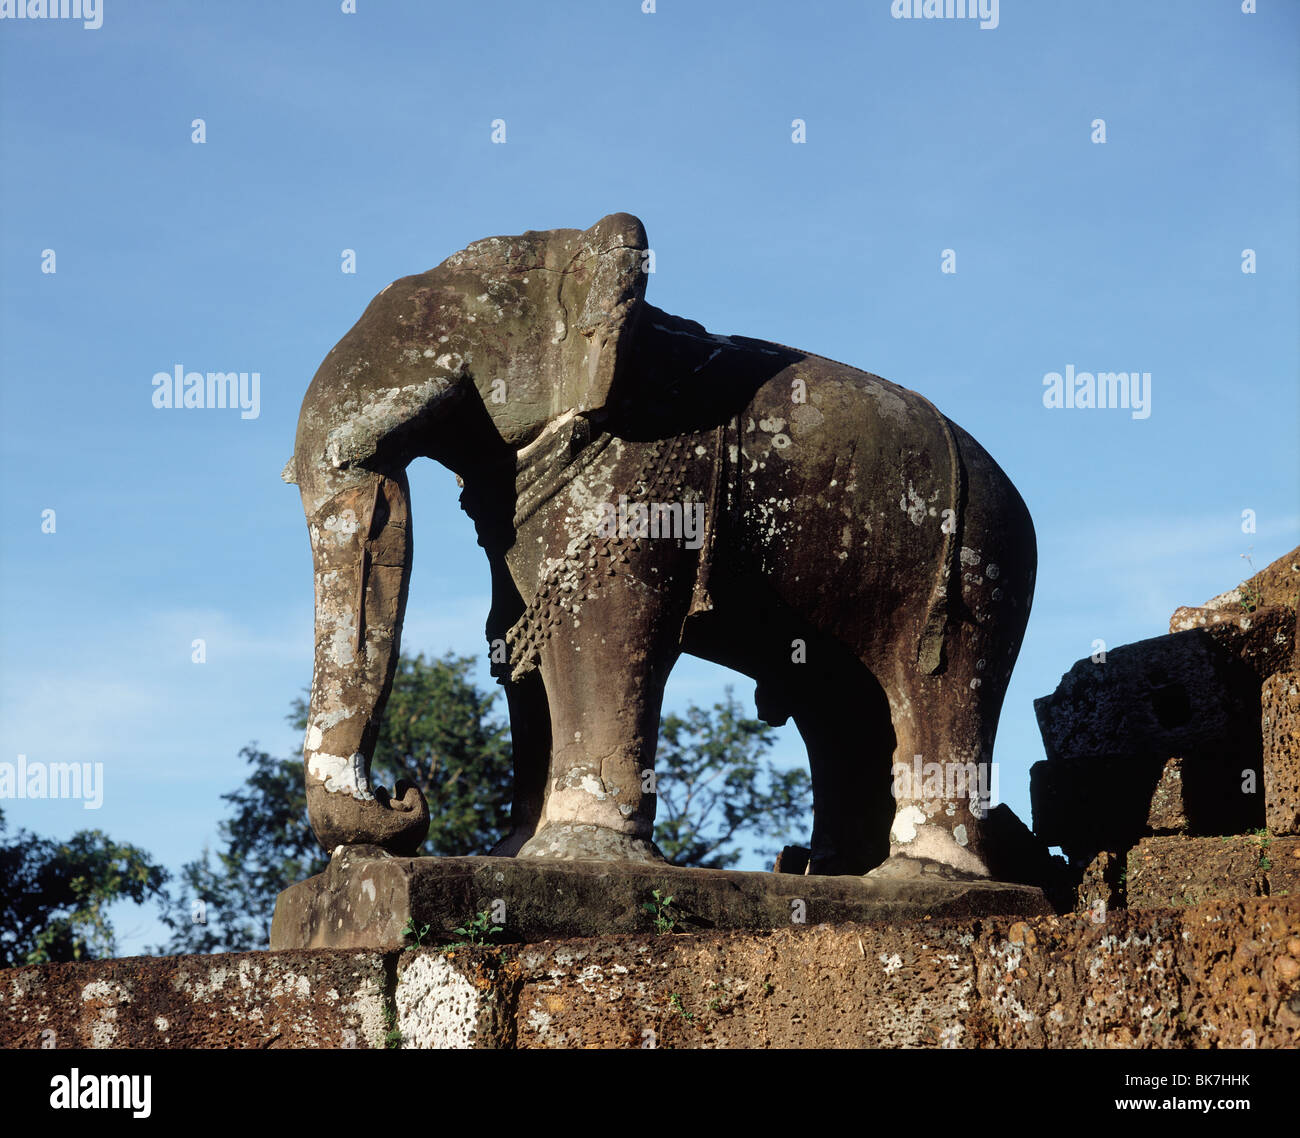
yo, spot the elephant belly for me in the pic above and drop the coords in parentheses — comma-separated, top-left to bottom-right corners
(726, 357, 956, 667)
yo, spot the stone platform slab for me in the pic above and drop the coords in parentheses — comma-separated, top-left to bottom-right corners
(6, 897, 1297, 1048)
(269, 848, 1051, 951)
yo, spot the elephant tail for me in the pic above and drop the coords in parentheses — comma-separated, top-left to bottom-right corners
(913, 394, 966, 676)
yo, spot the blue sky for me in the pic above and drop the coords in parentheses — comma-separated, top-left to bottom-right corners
(1, 0, 1296, 955)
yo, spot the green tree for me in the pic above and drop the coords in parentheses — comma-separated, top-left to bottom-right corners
(0, 808, 168, 969)
(154, 746, 324, 954)
(157, 652, 512, 953)
(653, 688, 811, 869)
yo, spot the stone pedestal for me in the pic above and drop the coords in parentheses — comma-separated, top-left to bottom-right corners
(269, 848, 1051, 951)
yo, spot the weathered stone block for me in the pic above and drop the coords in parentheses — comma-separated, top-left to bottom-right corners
(1177, 896, 1300, 1045)
(1032, 631, 1262, 861)
(972, 909, 1187, 1047)
(1170, 546, 1299, 680)
(5, 900, 1298, 1049)
(0, 951, 388, 1049)
(1030, 756, 1158, 863)
(1075, 849, 1126, 914)
(270, 849, 1051, 951)
(1036, 631, 1256, 765)
(1126, 834, 1300, 910)
(509, 922, 986, 1049)
(1170, 605, 1297, 682)
(418, 899, 1300, 1049)
(1031, 750, 1258, 864)
(1170, 546, 1299, 629)
(1263, 670, 1300, 835)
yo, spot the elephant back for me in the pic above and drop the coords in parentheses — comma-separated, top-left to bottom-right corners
(721, 349, 965, 677)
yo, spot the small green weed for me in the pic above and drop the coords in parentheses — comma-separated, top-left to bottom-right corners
(643, 888, 680, 934)
(402, 917, 431, 950)
(450, 908, 504, 947)
(383, 1003, 402, 1048)
(1253, 830, 1273, 870)
(1239, 552, 1260, 612)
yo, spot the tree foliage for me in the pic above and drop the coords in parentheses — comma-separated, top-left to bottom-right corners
(654, 688, 811, 869)
(157, 652, 512, 953)
(0, 808, 168, 969)
(154, 746, 324, 955)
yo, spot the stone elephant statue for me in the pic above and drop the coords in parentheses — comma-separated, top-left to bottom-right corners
(284, 212, 1036, 878)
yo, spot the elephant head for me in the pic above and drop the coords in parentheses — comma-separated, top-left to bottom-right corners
(285, 213, 649, 855)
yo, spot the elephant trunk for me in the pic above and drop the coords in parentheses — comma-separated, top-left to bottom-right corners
(299, 466, 429, 855)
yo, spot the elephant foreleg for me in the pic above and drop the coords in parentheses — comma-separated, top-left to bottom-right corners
(516, 578, 683, 862)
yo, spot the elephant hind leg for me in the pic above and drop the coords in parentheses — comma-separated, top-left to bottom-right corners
(874, 671, 997, 878)
(873, 612, 1025, 879)
(687, 584, 896, 874)
(872, 430, 1034, 878)
(487, 669, 551, 856)
(782, 649, 895, 876)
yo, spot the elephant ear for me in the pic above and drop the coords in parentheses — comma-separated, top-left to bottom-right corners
(551, 213, 648, 418)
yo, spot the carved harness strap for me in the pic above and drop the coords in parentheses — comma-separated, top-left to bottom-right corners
(511, 414, 617, 534)
(504, 420, 726, 683)
(684, 415, 730, 622)
(912, 392, 965, 676)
